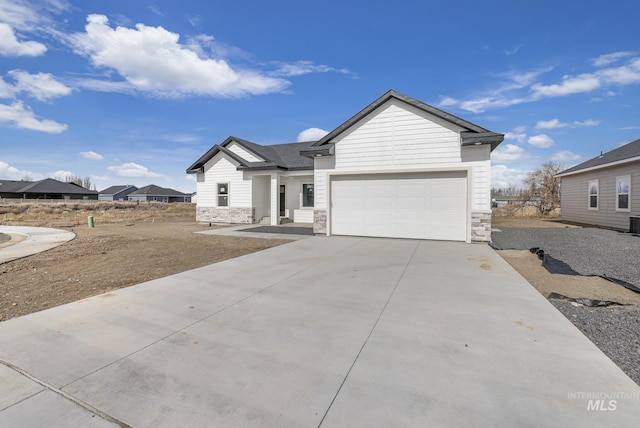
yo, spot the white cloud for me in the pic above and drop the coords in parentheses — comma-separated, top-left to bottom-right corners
(8, 70, 72, 101)
(549, 150, 582, 163)
(272, 61, 352, 77)
(598, 58, 640, 85)
(491, 164, 529, 189)
(0, 160, 42, 180)
(574, 119, 599, 127)
(0, 0, 70, 32)
(504, 131, 527, 144)
(0, 77, 15, 98)
(69, 14, 290, 98)
(438, 67, 552, 113)
(49, 169, 75, 180)
(297, 127, 329, 142)
(0, 100, 67, 133)
(491, 144, 527, 162)
(80, 151, 104, 160)
(536, 118, 600, 129)
(107, 162, 162, 178)
(0, 22, 46, 56)
(531, 73, 601, 97)
(503, 44, 523, 56)
(184, 174, 196, 182)
(592, 51, 635, 67)
(91, 175, 109, 181)
(528, 134, 554, 148)
(536, 118, 568, 129)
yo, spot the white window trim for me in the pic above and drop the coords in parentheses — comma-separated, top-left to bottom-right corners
(217, 182, 229, 208)
(588, 179, 599, 210)
(616, 175, 631, 212)
(301, 182, 314, 209)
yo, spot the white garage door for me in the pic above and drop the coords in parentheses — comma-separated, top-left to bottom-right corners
(330, 171, 467, 241)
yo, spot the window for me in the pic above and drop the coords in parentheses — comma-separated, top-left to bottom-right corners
(588, 180, 598, 210)
(302, 183, 314, 208)
(217, 183, 229, 207)
(616, 176, 630, 211)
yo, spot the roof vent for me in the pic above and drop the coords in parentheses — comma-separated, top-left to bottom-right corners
(598, 150, 603, 158)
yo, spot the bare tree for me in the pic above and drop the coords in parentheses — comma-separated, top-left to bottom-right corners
(522, 161, 564, 216)
(21, 174, 34, 182)
(53, 174, 94, 190)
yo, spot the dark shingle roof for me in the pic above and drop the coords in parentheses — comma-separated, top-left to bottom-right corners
(186, 137, 315, 173)
(128, 185, 189, 197)
(557, 138, 640, 176)
(99, 185, 137, 195)
(306, 89, 504, 153)
(0, 178, 97, 195)
(186, 89, 504, 173)
(0, 180, 31, 193)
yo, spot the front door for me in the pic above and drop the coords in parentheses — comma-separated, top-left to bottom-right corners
(279, 185, 286, 216)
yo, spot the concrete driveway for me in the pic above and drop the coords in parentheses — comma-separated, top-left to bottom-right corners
(1, 237, 639, 427)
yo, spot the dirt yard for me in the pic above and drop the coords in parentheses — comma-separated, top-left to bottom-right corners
(1, 203, 637, 322)
(492, 214, 640, 307)
(0, 202, 289, 321)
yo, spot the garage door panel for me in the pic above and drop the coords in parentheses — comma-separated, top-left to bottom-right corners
(331, 172, 467, 241)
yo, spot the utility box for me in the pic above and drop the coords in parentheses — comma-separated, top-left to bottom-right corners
(630, 216, 640, 234)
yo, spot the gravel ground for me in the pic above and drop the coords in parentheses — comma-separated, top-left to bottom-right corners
(491, 227, 640, 288)
(240, 226, 314, 235)
(550, 299, 640, 386)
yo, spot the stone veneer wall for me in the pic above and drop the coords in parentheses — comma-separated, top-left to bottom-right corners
(196, 207, 255, 224)
(313, 209, 327, 234)
(471, 211, 491, 242)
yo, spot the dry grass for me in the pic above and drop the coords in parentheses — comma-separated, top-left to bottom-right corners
(492, 205, 561, 218)
(0, 201, 195, 227)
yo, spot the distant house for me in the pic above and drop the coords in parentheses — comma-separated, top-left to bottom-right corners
(0, 178, 98, 200)
(99, 185, 138, 201)
(557, 138, 640, 231)
(127, 185, 192, 203)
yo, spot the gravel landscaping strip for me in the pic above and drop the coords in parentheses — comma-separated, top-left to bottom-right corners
(239, 226, 314, 235)
(492, 227, 640, 288)
(550, 299, 640, 386)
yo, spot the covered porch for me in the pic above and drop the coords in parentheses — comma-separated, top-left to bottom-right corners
(250, 172, 314, 225)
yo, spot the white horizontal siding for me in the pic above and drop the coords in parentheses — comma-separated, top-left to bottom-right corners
(334, 100, 462, 170)
(227, 142, 264, 162)
(197, 153, 251, 207)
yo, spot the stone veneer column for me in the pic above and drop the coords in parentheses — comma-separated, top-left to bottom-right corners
(471, 211, 492, 242)
(313, 209, 327, 234)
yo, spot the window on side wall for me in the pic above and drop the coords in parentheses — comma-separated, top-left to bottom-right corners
(217, 183, 229, 207)
(588, 180, 598, 210)
(616, 176, 630, 211)
(302, 183, 314, 208)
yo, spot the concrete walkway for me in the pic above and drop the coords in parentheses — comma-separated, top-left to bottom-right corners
(0, 226, 75, 264)
(0, 237, 638, 427)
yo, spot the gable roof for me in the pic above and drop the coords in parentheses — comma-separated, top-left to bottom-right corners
(302, 89, 504, 157)
(128, 184, 190, 197)
(0, 178, 97, 195)
(557, 138, 640, 177)
(186, 137, 315, 174)
(99, 185, 137, 195)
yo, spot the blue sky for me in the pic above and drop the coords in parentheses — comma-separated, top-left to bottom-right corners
(1, 0, 639, 192)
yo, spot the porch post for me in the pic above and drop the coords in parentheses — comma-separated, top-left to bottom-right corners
(270, 173, 279, 226)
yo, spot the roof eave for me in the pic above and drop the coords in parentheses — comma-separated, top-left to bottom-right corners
(300, 144, 335, 158)
(556, 155, 640, 177)
(461, 131, 505, 152)
(311, 89, 492, 147)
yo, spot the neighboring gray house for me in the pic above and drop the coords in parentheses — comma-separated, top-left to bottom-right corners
(127, 185, 192, 203)
(188, 89, 504, 242)
(98, 185, 138, 201)
(0, 178, 98, 200)
(557, 138, 640, 231)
